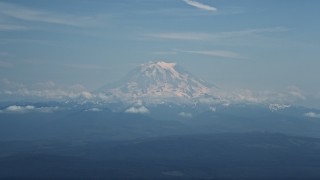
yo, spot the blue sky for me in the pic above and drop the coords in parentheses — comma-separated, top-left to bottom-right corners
(0, 0, 319, 106)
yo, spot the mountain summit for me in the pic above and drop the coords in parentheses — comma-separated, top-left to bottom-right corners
(99, 61, 213, 103)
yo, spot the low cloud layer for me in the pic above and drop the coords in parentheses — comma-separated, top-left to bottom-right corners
(125, 106, 149, 114)
(178, 112, 192, 118)
(0, 78, 93, 101)
(212, 86, 308, 106)
(269, 104, 291, 112)
(0, 78, 317, 108)
(86, 108, 102, 112)
(304, 112, 320, 118)
(0, 105, 58, 113)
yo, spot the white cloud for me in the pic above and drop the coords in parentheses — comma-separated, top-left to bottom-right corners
(86, 108, 102, 112)
(0, 2, 107, 27)
(180, 50, 244, 59)
(178, 112, 192, 118)
(6, 105, 35, 112)
(36, 106, 59, 113)
(0, 105, 58, 113)
(210, 106, 216, 112)
(183, 0, 217, 11)
(125, 106, 149, 114)
(304, 112, 320, 118)
(269, 104, 291, 112)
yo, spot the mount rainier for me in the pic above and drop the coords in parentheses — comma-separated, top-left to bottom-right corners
(98, 61, 217, 104)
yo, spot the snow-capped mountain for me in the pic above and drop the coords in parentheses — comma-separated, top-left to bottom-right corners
(98, 61, 215, 103)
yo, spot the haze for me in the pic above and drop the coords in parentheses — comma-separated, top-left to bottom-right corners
(0, 0, 319, 107)
(2, 1, 320, 179)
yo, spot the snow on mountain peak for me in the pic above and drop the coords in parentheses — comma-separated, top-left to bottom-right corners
(139, 61, 181, 80)
(155, 61, 176, 69)
(98, 61, 213, 104)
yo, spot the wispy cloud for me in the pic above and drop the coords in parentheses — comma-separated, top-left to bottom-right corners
(179, 50, 244, 59)
(65, 63, 109, 70)
(136, 6, 243, 17)
(147, 32, 211, 41)
(151, 51, 177, 55)
(183, 0, 217, 11)
(0, 2, 106, 27)
(147, 27, 290, 41)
